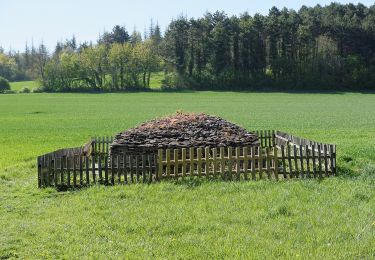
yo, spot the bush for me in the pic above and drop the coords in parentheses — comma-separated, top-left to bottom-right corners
(19, 87, 30, 93)
(0, 76, 11, 93)
(2, 89, 16, 94)
(31, 87, 45, 93)
(161, 72, 189, 91)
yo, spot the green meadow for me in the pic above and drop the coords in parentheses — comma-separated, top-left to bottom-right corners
(0, 92, 374, 259)
(10, 81, 40, 92)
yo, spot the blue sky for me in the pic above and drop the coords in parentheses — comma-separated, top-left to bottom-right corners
(0, 0, 373, 51)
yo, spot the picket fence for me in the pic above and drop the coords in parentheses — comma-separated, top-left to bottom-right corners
(37, 130, 336, 189)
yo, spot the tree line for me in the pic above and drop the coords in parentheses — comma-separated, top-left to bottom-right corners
(1, 2, 375, 91)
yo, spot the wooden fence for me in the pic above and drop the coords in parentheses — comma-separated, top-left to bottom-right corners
(37, 130, 336, 189)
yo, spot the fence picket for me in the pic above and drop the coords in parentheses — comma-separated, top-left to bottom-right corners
(220, 147, 225, 179)
(54, 158, 58, 187)
(330, 145, 335, 176)
(123, 154, 128, 184)
(305, 145, 311, 178)
(166, 149, 171, 178)
(136, 155, 140, 182)
(281, 145, 287, 179)
(258, 146, 263, 179)
(105, 156, 109, 184)
(235, 147, 241, 180)
(85, 156, 90, 185)
(323, 145, 329, 177)
(293, 145, 299, 178)
(129, 155, 134, 183)
(243, 147, 248, 180)
(204, 147, 210, 178)
(273, 146, 279, 180)
(287, 145, 293, 178)
(312, 144, 317, 178)
(318, 144, 322, 178)
(228, 147, 233, 180)
(174, 150, 178, 179)
(92, 155, 96, 183)
(213, 148, 218, 178)
(251, 146, 256, 180)
(79, 156, 83, 186)
(197, 148, 202, 177)
(142, 154, 147, 183)
(182, 148, 187, 179)
(117, 155, 121, 184)
(111, 155, 115, 184)
(67, 157, 71, 187)
(299, 146, 305, 178)
(265, 147, 271, 179)
(157, 150, 163, 181)
(61, 157, 65, 184)
(149, 154, 153, 183)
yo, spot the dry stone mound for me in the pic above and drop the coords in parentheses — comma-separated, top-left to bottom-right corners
(111, 112, 259, 154)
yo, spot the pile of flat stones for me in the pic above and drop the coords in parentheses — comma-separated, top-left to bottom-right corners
(111, 112, 259, 154)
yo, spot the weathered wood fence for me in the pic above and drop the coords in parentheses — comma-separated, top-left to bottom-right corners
(37, 130, 336, 189)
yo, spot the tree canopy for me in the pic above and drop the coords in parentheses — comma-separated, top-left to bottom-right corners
(1, 3, 375, 91)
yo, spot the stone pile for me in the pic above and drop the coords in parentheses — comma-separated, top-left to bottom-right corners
(111, 112, 259, 154)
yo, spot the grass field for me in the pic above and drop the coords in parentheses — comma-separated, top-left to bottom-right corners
(10, 81, 40, 92)
(0, 92, 374, 259)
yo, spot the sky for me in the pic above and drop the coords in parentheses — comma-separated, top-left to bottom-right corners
(0, 0, 373, 52)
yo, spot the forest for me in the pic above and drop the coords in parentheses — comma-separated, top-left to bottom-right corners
(1, 2, 375, 91)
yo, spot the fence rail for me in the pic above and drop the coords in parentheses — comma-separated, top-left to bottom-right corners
(37, 130, 336, 189)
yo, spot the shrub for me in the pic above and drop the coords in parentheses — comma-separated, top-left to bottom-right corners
(19, 87, 30, 93)
(31, 87, 45, 93)
(161, 72, 189, 91)
(0, 76, 11, 93)
(2, 89, 16, 94)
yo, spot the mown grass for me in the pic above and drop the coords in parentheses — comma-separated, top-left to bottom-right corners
(10, 81, 40, 91)
(149, 71, 164, 89)
(0, 92, 374, 258)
